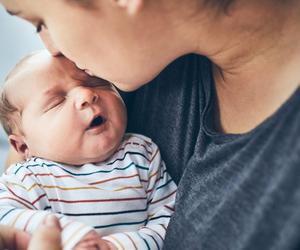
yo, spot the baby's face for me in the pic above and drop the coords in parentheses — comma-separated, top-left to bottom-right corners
(6, 52, 127, 164)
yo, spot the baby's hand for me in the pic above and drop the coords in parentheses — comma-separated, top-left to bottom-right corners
(73, 230, 117, 250)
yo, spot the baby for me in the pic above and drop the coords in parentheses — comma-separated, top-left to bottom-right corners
(0, 51, 177, 250)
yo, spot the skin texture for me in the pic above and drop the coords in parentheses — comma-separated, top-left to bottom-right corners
(5, 51, 127, 165)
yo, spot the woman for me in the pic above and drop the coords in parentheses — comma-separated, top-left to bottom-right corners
(1, 0, 300, 249)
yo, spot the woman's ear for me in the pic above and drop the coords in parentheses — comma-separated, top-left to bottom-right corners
(113, 0, 144, 15)
(8, 134, 31, 160)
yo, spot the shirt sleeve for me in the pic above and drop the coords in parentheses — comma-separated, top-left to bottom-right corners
(103, 144, 177, 250)
(0, 164, 93, 250)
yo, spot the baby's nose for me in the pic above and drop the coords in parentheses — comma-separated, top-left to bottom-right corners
(71, 87, 98, 110)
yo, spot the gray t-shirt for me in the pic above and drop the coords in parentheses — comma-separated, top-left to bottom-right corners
(122, 54, 300, 250)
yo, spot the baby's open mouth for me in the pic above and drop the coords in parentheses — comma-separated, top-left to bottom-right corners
(87, 115, 106, 130)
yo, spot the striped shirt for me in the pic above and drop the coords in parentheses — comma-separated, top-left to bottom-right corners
(0, 133, 177, 250)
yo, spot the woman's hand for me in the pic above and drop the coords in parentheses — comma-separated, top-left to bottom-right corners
(0, 215, 62, 250)
(28, 215, 62, 250)
(0, 225, 30, 250)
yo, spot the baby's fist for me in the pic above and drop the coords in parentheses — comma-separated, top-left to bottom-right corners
(73, 231, 116, 250)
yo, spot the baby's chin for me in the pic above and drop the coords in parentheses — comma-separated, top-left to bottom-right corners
(39, 136, 123, 166)
(59, 146, 119, 166)
(59, 154, 111, 166)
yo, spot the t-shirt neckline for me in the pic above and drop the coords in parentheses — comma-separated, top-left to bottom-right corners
(202, 64, 300, 143)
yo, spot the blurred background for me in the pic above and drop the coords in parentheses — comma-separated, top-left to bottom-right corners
(0, 6, 43, 173)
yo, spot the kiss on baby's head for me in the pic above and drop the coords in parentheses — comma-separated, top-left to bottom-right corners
(0, 50, 127, 165)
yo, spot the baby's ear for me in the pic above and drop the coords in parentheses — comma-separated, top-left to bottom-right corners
(113, 0, 144, 15)
(8, 134, 31, 160)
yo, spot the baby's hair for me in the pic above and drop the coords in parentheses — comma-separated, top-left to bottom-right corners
(0, 87, 19, 135)
(0, 51, 41, 135)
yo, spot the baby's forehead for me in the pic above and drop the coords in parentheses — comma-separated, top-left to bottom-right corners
(4, 51, 113, 106)
(8, 50, 79, 81)
(4, 71, 36, 110)
(3, 53, 62, 105)
(6, 52, 79, 88)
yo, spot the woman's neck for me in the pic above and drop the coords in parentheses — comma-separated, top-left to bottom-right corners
(178, 0, 300, 133)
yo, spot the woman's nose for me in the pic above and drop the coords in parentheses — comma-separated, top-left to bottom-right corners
(39, 26, 61, 56)
(71, 87, 99, 110)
